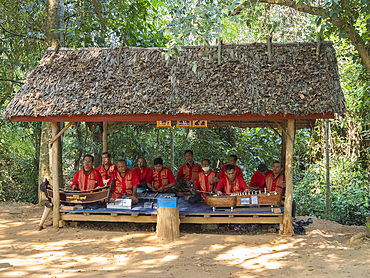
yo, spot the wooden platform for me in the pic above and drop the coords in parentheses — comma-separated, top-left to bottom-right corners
(59, 198, 283, 227)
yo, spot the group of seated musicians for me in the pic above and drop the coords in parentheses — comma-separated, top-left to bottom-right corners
(71, 150, 286, 206)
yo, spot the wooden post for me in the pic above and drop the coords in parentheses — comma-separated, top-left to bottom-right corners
(156, 198, 180, 241)
(283, 119, 295, 235)
(325, 119, 330, 219)
(170, 127, 174, 173)
(280, 121, 287, 167)
(103, 122, 108, 152)
(51, 122, 60, 228)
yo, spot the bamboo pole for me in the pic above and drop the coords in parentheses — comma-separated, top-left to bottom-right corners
(283, 119, 295, 235)
(103, 122, 108, 152)
(325, 119, 330, 219)
(51, 122, 60, 228)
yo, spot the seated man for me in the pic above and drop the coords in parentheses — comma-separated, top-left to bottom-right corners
(72, 154, 103, 191)
(249, 163, 273, 190)
(96, 152, 118, 185)
(188, 159, 215, 203)
(265, 161, 286, 193)
(133, 158, 151, 189)
(147, 157, 177, 194)
(177, 150, 203, 185)
(215, 164, 248, 195)
(214, 155, 243, 182)
(111, 160, 140, 204)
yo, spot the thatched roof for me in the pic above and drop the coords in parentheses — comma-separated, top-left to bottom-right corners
(3, 41, 345, 125)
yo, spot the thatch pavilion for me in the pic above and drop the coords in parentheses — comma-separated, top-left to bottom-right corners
(2, 41, 346, 234)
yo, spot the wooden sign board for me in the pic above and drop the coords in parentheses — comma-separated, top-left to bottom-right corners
(177, 120, 191, 127)
(193, 120, 207, 128)
(156, 121, 171, 127)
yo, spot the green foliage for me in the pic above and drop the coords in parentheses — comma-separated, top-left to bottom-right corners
(0, 111, 41, 203)
(294, 160, 370, 226)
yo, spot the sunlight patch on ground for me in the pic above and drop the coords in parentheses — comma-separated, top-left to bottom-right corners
(135, 246, 161, 253)
(138, 255, 178, 266)
(214, 242, 295, 271)
(110, 233, 152, 242)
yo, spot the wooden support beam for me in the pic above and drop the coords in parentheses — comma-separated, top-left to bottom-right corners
(281, 121, 287, 167)
(108, 123, 125, 136)
(274, 120, 294, 143)
(50, 122, 74, 146)
(51, 122, 60, 228)
(103, 122, 108, 152)
(266, 121, 282, 137)
(325, 119, 330, 219)
(283, 119, 295, 235)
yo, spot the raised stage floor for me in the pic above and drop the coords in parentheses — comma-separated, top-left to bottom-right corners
(59, 198, 284, 227)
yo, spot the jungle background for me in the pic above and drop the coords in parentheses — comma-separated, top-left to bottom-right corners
(0, 0, 369, 226)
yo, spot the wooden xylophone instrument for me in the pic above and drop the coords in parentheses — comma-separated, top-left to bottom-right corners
(231, 191, 283, 206)
(205, 195, 237, 211)
(205, 191, 283, 211)
(46, 185, 110, 204)
(136, 192, 176, 203)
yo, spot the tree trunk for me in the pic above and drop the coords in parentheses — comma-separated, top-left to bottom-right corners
(46, 0, 65, 47)
(367, 214, 370, 237)
(38, 0, 64, 202)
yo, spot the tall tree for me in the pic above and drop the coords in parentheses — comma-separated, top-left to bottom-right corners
(38, 0, 64, 202)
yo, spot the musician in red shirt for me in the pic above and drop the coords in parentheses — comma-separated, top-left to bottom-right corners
(111, 160, 140, 204)
(188, 159, 215, 203)
(177, 150, 203, 185)
(265, 161, 286, 193)
(71, 155, 103, 191)
(249, 164, 273, 190)
(214, 155, 243, 182)
(147, 157, 177, 193)
(133, 158, 151, 189)
(215, 164, 248, 195)
(96, 152, 118, 185)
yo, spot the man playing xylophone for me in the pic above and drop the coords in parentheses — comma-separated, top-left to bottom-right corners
(147, 157, 177, 194)
(215, 164, 248, 196)
(188, 159, 216, 203)
(111, 160, 140, 204)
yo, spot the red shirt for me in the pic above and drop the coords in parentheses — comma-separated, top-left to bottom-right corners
(133, 167, 151, 184)
(177, 162, 203, 181)
(148, 167, 176, 191)
(72, 168, 103, 191)
(265, 173, 285, 194)
(249, 169, 273, 189)
(111, 169, 140, 199)
(194, 171, 216, 202)
(96, 164, 118, 181)
(217, 164, 243, 180)
(216, 176, 248, 194)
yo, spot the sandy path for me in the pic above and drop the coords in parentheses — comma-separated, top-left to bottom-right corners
(0, 202, 369, 278)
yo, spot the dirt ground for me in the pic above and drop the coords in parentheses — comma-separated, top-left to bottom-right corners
(0, 202, 369, 278)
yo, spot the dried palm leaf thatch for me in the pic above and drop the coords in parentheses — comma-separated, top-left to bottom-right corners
(2, 42, 345, 120)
